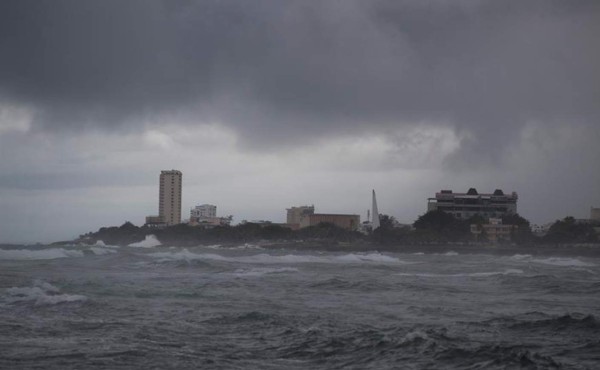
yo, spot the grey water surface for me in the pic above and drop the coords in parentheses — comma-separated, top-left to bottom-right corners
(1, 243, 599, 369)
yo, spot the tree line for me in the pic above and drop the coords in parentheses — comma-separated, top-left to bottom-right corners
(78, 209, 599, 247)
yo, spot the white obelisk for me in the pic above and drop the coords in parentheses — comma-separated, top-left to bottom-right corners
(372, 189, 380, 230)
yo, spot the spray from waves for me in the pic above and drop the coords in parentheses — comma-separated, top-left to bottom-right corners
(2, 280, 87, 306)
(128, 235, 162, 248)
(148, 249, 409, 265)
(0, 248, 84, 260)
(233, 267, 299, 277)
(396, 269, 524, 278)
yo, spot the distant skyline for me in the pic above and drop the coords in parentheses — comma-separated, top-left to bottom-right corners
(0, 0, 599, 243)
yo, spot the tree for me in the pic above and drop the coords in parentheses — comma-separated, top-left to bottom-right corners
(413, 210, 469, 242)
(371, 215, 410, 245)
(544, 216, 598, 244)
(501, 213, 534, 244)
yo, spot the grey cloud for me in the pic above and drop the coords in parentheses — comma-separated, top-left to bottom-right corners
(0, 0, 599, 165)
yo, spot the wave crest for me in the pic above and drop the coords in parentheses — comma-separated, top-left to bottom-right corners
(3, 280, 87, 306)
(0, 248, 84, 260)
(149, 249, 407, 265)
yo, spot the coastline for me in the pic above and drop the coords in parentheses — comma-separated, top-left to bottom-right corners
(259, 240, 600, 257)
(43, 237, 600, 258)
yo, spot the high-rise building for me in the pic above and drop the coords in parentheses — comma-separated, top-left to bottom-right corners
(159, 170, 182, 226)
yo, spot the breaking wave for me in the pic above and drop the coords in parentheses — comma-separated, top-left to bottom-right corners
(397, 269, 524, 278)
(94, 240, 119, 248)
(0, 248, 84, 260)
(89, 247, 117, 255)
(531, 257, 595, 267)
(508, 313, 600, 331)
(511, 254, 595, 267)
(233, 267, 299, 277)
(149, 249, 408, 265)
(128, 235, 162, 248)
(3, 281, 87, 306)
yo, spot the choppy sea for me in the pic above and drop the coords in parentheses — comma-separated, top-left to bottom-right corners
(1, 241, 599, 369)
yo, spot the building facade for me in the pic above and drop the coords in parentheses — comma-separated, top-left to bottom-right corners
(470, 218, 517, 243)
(591, 207, 600, 222)
(189, 204, 231, 228)
(159, 170, 182, 226)
(191, 204, 217, 219)
(286, 205, 315, 230)
(300, 214, 360, 231)
(428, 188, 517, 220)
(144, 215, 167, 228)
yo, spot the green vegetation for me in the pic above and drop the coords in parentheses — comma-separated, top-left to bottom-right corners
(543, 217, 598, 244)
(79, 212, 598, 247)
(80, 221, 362, 246)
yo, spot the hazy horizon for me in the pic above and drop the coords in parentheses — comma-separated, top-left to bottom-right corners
(1, 0, 599, 243)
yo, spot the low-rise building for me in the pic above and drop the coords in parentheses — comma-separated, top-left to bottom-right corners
(189, 204, 231, 228)
(471, 218, 517, 243)
(191, 204, 217, 219)
(300, 213, 360, 231)
(144, 215, 167, 228)
(428, 188, 518, 220)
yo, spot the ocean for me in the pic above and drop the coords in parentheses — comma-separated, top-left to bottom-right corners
(1, 242, 599, 369)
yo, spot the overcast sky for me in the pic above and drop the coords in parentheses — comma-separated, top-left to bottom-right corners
(1, 0, 599, 243)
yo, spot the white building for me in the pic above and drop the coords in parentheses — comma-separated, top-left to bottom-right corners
(427, 188, 518, 220)
(159, 170, 182, 226)
(191, 204, 217, 219)
(189, 204, 231, 227)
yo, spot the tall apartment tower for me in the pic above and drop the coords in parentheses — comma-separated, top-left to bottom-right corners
(159, 170, 182, 226)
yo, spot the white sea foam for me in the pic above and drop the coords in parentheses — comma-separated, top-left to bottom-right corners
(3, 281, 87, 306)
(444, 251, 459, 256)
(128, 235, 162, 248)
(402, 330, 429, 343)
(396, 269, 523, 278)
(510, 254, 595, 267)
(530, 257, 595, 267)
(0, 248, 84, 260)
(204, 244, 222, 249)
(89, 247, 117, 255)
(334, 253, 405, 263)
(231, 243, 263, 250)
(94, 240, 119, 249)
(233, 267, 299, 277)
(148, 250, 407, 265)
(511, 254, 532, 260)
(150, 250, 228, 262)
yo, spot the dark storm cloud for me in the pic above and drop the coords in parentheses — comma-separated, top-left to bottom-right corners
(1, 0, 599, 161)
